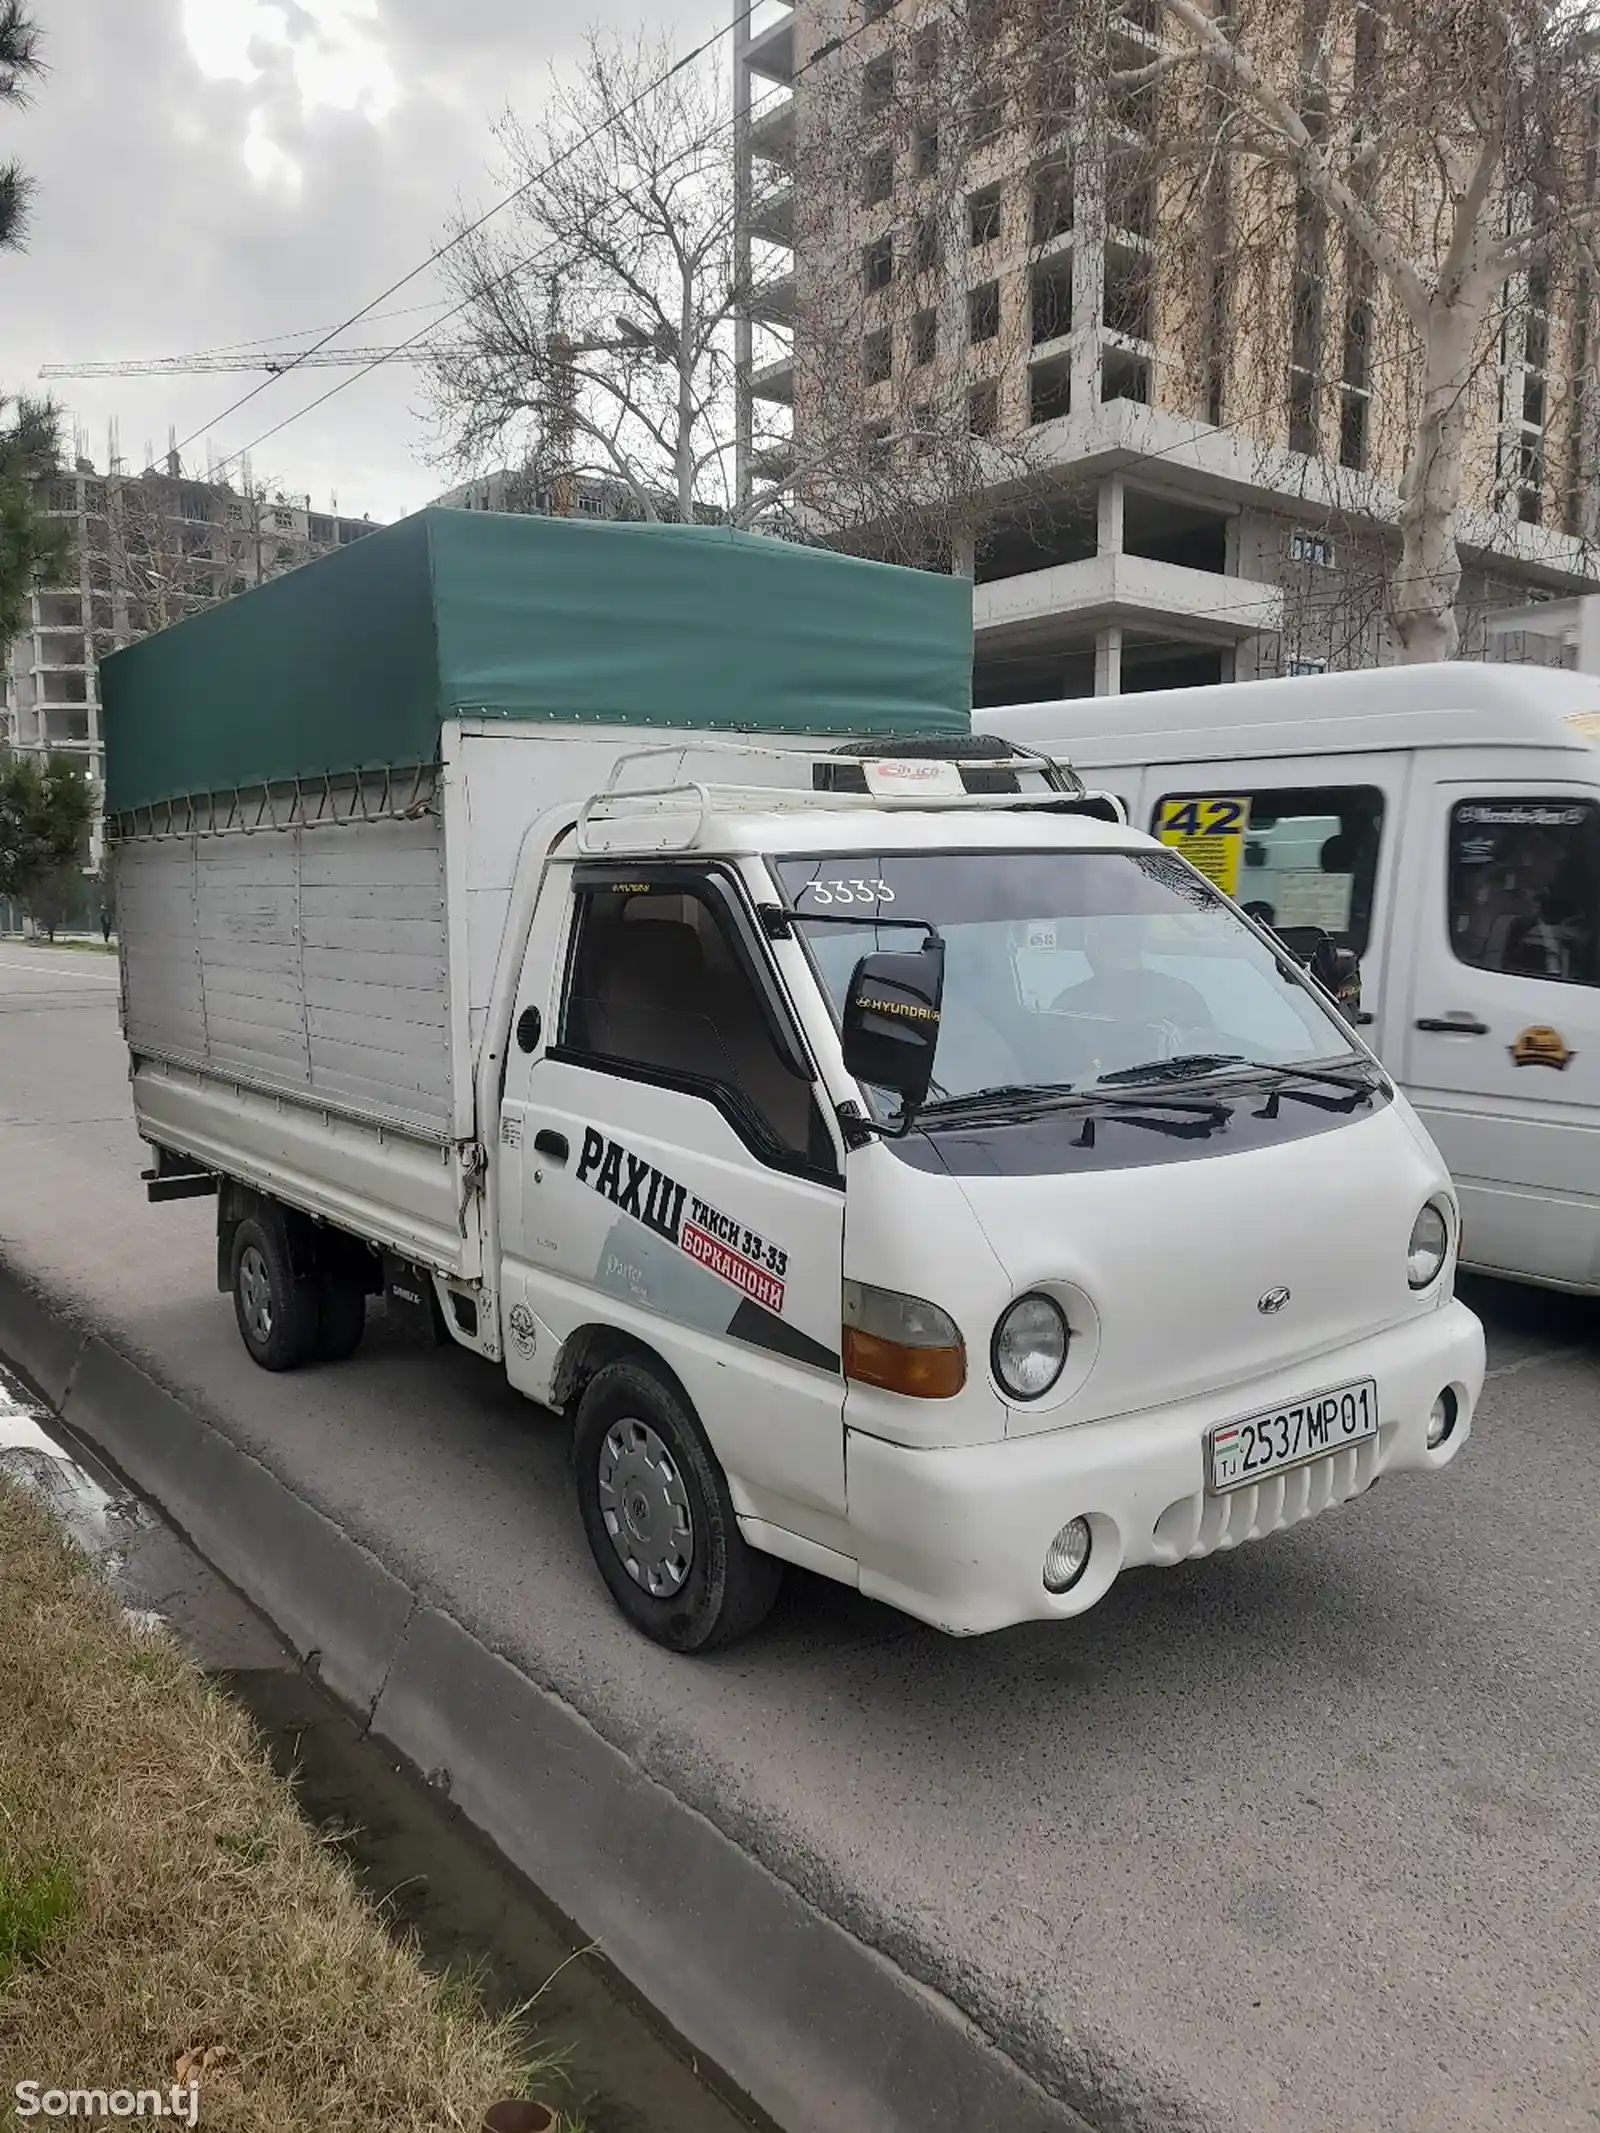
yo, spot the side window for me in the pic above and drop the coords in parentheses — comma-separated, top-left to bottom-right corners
(559, 880, 828, 1166)
(1150, 785, 1385, 953)
(1448, 798, 1600, 987)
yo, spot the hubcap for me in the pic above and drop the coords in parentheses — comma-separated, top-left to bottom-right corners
(238, 1244, 274, 1344)
(596, 1418, 694, 1599)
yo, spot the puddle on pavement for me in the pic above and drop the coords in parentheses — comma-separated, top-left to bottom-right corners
(0, 1362, 768, 2133)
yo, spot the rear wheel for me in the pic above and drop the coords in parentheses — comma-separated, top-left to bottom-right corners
(572, 1359, 781, 1651)
(230, 1214, 319, 1371)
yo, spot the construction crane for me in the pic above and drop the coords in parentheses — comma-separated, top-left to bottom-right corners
(41, 316, 674, 517)
(39, 348, 456, 378)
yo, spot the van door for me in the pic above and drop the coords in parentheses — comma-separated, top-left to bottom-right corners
(1399, 779, 1600, 1288)
(498, 863, 849, 1519)
(1138, 757, 1409, 1032)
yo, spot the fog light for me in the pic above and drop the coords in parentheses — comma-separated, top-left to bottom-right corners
(1043, 1517, 1092, 1594)
(1427, 1387, 1458, 1448)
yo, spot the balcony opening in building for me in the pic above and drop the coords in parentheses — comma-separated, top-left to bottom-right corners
(969, 77, 1005, 146)
(968, 182, 1003, 248)
(1029, 353, 1073, 425)
(863, 233, 894, 291)
(1031, 158, 1073, 246)
(1101, 347, 1150, 404)
(863, 328, 892, 384)
(912, 307, 938, 366)
(862, 146, 894, 206)
(914, 123, 940, 177)
(1027, 46, 1075, 142)
(1103, 244, 1153, 342)
(968, 379, 1000, 436)
(862, 51, 894, 120)
(969, 278, 1000, 342)
(912, 214, 941, 277)
(974, 499, 1097, 584)
(1123, 491, 1229, 574)
(1122, 643, 1227, 693)
(1031, 255, 1072, 344)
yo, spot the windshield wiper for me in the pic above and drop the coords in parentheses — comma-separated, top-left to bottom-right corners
(1266, 1061, 1381, 1092)
(1094, 1053, 1253, 1088)
(917, 1083, 1090, 1123)
(916, 1083, 1232, 1137)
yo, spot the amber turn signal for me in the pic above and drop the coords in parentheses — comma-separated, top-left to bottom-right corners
(841, 1278, 967, 1398)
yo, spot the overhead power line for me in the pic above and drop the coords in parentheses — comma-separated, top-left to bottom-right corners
(169, 16, 742, 460)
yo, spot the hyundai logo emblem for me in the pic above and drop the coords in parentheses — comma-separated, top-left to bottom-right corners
(1257, 1287, 1291, 1315)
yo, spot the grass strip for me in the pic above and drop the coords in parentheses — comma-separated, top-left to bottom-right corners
(0, 1478, 567, 2130)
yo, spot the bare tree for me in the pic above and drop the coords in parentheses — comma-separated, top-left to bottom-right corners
(90, 470, 262, 640)
(780, 0, 1599, 653)
(1068, 0, 1600, 660)
(431, 25, 1066, 552)
(781, 0, 1097, 567)
(430, 32, 761, 524)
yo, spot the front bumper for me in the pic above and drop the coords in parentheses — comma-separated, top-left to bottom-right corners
(845, 1300, 1484, 1636)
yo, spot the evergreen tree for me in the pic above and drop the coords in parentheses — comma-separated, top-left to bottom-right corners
(0, 393, 68, 642)
(0, 9, 65, 644)
(0, 751, 93, 907)
(0, 0, 43, 253)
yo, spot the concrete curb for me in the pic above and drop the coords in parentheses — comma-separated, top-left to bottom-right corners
(0, 1256, 1093, 2133)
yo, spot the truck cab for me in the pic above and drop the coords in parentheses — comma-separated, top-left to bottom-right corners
(490, 756, 1483, 1649)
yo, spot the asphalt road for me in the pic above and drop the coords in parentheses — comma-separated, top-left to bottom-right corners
(1, 940, 1596, 2133)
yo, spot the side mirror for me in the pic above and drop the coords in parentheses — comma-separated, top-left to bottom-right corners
(840, 941, 945, 1113)
(1273, 925, 1362, 1023)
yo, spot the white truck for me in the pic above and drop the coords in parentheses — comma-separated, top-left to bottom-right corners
(104, 513, 1484, 1650)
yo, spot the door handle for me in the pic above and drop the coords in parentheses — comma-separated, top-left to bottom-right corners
(1415, 1015, 1490, 1035)
(532, 1129, 570, 1163)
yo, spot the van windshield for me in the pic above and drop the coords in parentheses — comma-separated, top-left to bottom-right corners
(775, 847, 1363, 1114)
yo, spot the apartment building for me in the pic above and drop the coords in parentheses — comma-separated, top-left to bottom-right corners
(733, 0, 1600, 701)
(3, 458, 378, 828)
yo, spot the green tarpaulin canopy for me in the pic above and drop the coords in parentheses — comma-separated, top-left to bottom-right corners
(101, 508, 974, 815)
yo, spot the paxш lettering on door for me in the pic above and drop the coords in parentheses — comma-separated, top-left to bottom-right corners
(576, 1127, 789, 1312)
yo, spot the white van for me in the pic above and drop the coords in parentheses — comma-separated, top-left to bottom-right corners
(121, 730, 1483, 1648)
(978, 662, 1600, 1296)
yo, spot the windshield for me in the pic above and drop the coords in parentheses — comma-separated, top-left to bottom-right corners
(774, 847, 1363, 1116)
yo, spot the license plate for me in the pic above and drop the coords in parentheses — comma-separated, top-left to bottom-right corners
(1209, 1378, 1378, 1493)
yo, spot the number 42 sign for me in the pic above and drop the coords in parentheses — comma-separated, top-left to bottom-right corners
(1155, 796, 1249, 897)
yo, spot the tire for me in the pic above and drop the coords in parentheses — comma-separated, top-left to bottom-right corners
(230, 1213, 319, 1372)
(572, 1359, 782, 1652)
(314, 1273, 367, 1362)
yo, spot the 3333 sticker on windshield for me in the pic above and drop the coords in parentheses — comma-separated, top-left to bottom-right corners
(793, 877, 897, 906)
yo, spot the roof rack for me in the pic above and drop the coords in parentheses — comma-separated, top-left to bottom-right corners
(576, 777, 1109, 857)
(591, 735, 1083, 799)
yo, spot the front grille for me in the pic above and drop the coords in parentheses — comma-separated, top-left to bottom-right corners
(1149, 1434, 1382, 1564)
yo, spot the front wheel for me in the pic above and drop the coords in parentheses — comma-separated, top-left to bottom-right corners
(572, 1359, 782, 1652)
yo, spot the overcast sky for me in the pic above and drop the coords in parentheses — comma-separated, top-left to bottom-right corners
(0, 0, 716, 522)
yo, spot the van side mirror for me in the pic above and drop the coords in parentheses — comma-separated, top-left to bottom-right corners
(840, 941, 945, 1113)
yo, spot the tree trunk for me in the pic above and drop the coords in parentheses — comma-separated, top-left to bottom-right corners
(675, 264, 697, 522)
(1390, 295, 1485, 665)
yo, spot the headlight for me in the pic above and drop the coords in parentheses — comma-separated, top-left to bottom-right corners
(1407, 1200, 1450, 1289)
(992, 1293, 1069, 1400)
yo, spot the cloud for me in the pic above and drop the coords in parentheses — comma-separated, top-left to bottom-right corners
(0, 0, 713, 519)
